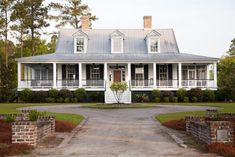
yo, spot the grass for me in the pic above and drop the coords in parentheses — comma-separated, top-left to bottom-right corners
(80, 103, 157, 109)
(0, 103, 84, 124)
(156, 103, 235, 123)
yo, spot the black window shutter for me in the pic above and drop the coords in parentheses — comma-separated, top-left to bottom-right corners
(156, 64, 159, 80)
(144, 64, 148, 80)
(86, 64, 90, 80)
(168, 64, 173, 80)
(131, 64, 135, 80)
(62, 64, 66, 80)
(75, 64, 79, 80)
(99, 64, 104, 80)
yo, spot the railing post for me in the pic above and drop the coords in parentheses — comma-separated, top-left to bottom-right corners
(153, 63, 156, 88)
(213, 62, 217, 88)
(178, 62, 182, 88)
(79, 63, 82, 88)
(53, 63, 57, 88)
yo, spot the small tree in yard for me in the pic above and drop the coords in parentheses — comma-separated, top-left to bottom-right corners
(110, 82, 128, 104)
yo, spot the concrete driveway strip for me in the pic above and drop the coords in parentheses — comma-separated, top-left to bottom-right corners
(19, 105, 217, 157)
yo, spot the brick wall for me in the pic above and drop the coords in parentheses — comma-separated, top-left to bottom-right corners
(12, 116, 55, 146)
(12, 121, 37, 146)
(186, 116, 233, 144)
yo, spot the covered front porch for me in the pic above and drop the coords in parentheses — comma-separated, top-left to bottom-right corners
(17, 62, 217, 91)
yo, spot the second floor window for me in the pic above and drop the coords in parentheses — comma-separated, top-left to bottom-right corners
(150, 38, 158, 52)
(112, 37, 123, 53)
(76, 38, 84, 52)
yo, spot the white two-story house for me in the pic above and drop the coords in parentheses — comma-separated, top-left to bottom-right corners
(16, 16, 218, 103)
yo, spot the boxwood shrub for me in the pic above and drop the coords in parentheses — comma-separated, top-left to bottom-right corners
(31, 91, 48, 103)
(74, 88, 86, 102)
(176, 88, 187, 102)
(19, 88, 32, 102)
(203, 89, 215, 102)
(189, 88, 203, 102)
(48, 88, 59, 98)
(59, 89, 73, 98)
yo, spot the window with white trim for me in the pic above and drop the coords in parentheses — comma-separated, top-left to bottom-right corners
(150, 38, 159, 53)
(90, 65, 100, 80)
(76, 38, 85, 53)
(112, 37, 123, 53)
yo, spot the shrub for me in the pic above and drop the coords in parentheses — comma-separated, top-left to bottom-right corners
(203, 89, 215, 102)
(59, 89, 73, 98)
(191, 97, 198, 102)
(28, 110, 45, 121)
(74, 88, 86, 102)
(48, 88, 59, 98)
(19, 88, 32, 102)
(88, 92, 104, 102)
(110, 82, 128, 103)
(5, 115, 16, 123)
(31, 91, 48, 103)
(163, 97, 170, 103)
(172, 97, 178, 103)
(136, 94, 149, 102)
(183, 97, 189, 103)
(189, 88, 203, 102)
(161, 91, 174, 98)
(45, 98, 55, 103)
(151, 89, 161, 98)
(56, 98, 64, 103)
(64, 98, 70, 103)
(155, 97, 161, 103)
(176, 88, 187, 102)
(70, 98, 78, 103)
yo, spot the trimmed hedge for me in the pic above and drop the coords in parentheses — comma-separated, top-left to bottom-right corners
(176, 88, 187, 102)
(74, 88, 86, 102)
(189, 88, 203, 102)
(19, 88, 32, 102)
(59, 89, 73, 98)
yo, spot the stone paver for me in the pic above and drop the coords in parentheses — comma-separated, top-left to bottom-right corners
(19, 105, 217, 157)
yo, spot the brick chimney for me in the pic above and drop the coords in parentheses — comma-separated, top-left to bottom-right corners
(80, 16, 90, 30)
(143, 16, 152, 29)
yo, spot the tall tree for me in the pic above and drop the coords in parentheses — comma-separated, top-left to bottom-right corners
(47, 34, 58, 53)
(11, 0, 28, 57)
(227, 38, 235, 56)
(22, 0, 49, 56)
(49, 0, 98, 29)
(0, 0, 15, 67)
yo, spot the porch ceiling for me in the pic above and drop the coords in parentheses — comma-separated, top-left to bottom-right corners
(16, 52, 218, 63)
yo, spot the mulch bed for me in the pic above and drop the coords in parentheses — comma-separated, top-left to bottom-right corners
(0, 120, 33, 157)
(55, 120, 77, 132)
(162, 119, 186, 131)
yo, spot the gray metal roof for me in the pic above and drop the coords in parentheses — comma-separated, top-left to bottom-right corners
(16, 28, 218, 62)
(55, 28, 179, 54)
(16, 52, 218, 62)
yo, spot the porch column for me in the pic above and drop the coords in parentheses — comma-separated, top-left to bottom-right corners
(178, 62, 182, 88)
(53, 63, 57, 88)
(79, 63, 82, 88)
(104, 63, 107, 81)
(18, 62, 21, 89)
(128, 63, 131, 85)
(206, 64, 210, 88)
(213, 62, 217, 88)
(153, 63, 156, 88)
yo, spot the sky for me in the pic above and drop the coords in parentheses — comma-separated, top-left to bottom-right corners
(46, 0, 235, 57)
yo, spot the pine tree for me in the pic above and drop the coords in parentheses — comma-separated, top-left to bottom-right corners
(49, 0, 97, 29)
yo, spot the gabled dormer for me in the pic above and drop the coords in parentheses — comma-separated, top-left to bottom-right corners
(145, 30, 161, 53)
(110, 30, 124, 53)
(73, 30, 89, 53)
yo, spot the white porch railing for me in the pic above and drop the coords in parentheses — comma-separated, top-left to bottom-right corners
(20, 80, 53, 89)
(56, 80, 79, 89)
(130, 80, 154, 88)
(182, 79, 215, 88)
(81, 79, 105, 88)
(156, 79, 179, 88)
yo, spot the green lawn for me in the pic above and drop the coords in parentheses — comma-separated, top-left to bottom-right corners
(0, 103, 84, 124)
(156, 103, 235, 123)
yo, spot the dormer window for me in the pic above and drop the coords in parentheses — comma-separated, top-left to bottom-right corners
(73, 30, 88, 53)
(150, 38, 159, 52)
(145, 30, 161, 53)
(110, 30, 124, 53)
(76, 38, 85, 52)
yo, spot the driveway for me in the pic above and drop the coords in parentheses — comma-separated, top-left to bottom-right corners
(20, 105, 217, 157)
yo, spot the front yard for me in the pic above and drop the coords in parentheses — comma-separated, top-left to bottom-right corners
(156, 102, 235, 123)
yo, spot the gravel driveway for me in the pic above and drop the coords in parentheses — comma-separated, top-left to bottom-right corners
(19, 105, 217, 157)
